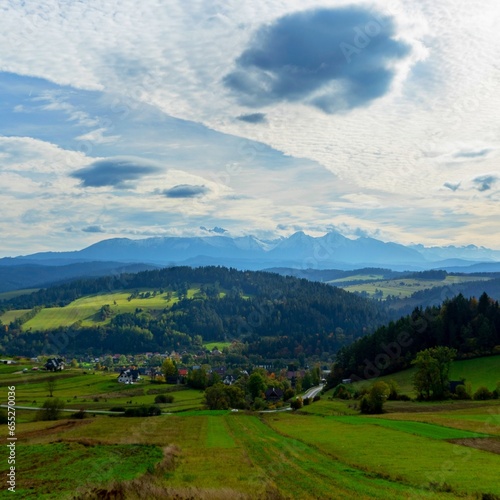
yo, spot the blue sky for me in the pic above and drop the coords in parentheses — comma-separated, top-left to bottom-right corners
(0, 0, 499, 256)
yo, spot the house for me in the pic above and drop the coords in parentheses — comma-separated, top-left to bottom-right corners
(223, 375, 235, 386)
(45, 358, 65, 371)
(342, 378, 352, 384)
(265, 387, 284, 402)
(117, 368, 140, 384)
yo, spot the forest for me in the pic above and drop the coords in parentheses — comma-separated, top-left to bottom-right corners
(0, 266, 388, 358)
(332, 292, 500, 384)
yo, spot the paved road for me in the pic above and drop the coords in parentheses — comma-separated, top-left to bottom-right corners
(303, 384, 324, 400)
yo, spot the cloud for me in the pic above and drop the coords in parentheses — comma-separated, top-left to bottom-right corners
(454, 149, 491, 159)
(82, 225, 105, 233)
(444, 182, 460, 191)
(473, 175, 498, 192)
(237, 113, 267, 124)
(224, 7, 411, 113)
(200, 226, 227, 234)
(72, 157, 162, 188)
(163, 184, 209, 198)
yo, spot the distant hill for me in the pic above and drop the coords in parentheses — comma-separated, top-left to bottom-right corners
(0, 261, 157, 293)
(1, 231, 499, 292)
(0, 266, 388, 357)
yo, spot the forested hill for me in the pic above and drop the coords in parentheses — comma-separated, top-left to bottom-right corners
(0, 266, 388, 357)
(333, 293, 500, 383)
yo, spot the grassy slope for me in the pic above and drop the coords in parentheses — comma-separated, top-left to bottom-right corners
(19, 290, 181, 331)
(351, 355, 500, 395)
(1, 361, 499, 499)
(341, 275, 491, 299)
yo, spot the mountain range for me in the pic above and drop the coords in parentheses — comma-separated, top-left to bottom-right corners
(1, 231, 500, 292)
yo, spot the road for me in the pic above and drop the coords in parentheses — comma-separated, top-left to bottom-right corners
(303, 384, 324, 400)
(0, 404, 124, 415)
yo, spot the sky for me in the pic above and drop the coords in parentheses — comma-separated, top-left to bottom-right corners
(0, 0, 499, 256)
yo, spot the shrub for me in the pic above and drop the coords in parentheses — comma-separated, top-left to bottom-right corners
(71, 409, 88, 419)
(313, 394, 321, 402)
(36, 398, 65, 421)
(290, 397, 303, 410)
(0, 409, 7, 424)
(454, 385, 471, 400)
(253, 397, 267, 411)
(283, 388, 295, 401)
(154, 394, 174, 404)
(124, 405, 162, 417)
(109, 407, 126, 412)
(397, 394, 412, 401)
(303, 397, 311, 406)
(473, 386, 493, 401)
(360, 382, 390, 414)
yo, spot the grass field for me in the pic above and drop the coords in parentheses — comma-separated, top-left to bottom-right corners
(341, 275, 491, 299)
(350, 355, 500, 396)
(19, 290, 182, 331)
(1, 364, 500, 499)
(203, 341, 232, 351)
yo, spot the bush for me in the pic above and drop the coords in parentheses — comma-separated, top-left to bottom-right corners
(313, 394, 321, 402)
(360, 382, 389, 414)
(154, 394, 174, 404)
(124, 405, 162, 417)
(283, 388, 295, 401)
(36, 398, 65, 421)
(290, 397, 303, 410)
(397, 394, 412, 401)
(454, 385, 471, 400)
(109, 406, 126, 412)
(71, 409, 88, 419)
(253, 397, 267, 411)
(303, 397, 311, 406)
(0, 409, 7, 424)
(473, 386, 493, 400)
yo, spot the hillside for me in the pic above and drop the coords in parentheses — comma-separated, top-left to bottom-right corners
(333, 293, 500, 383)
(351, 355, 500, 396)
(0, 266, 388, 358)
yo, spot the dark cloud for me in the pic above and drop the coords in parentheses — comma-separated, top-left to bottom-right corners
(72, 157, 162, 187)
(473, 175, 498, 192)
(237, 113, 267, 124)
(163, 184, 209, 198)
(200, 226, 227, 234)
(444, 182, 461, 191)
(82, 225, 105, 233)
(224, 7, 411, 113)
(454, 149, 491, 159)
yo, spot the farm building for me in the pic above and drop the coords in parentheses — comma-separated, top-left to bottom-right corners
(45, 358, 65, 371)
(117, 368, 140, 384)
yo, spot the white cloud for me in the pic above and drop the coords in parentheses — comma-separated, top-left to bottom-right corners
(0, 0, 499, 253)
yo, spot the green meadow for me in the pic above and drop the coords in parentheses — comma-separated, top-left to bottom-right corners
(340, 275, 491, 299)
(1, 366, 499, 499)
(350, 355, 500, 396)
(16, 290, 182, 331)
